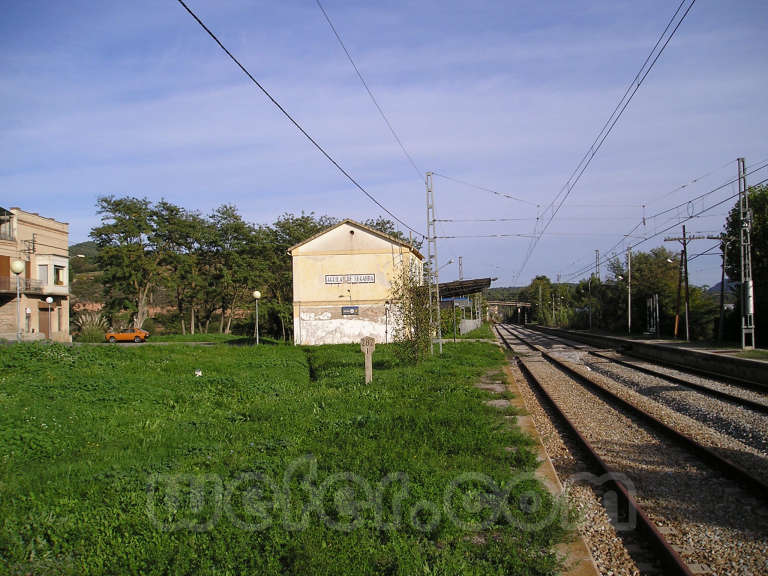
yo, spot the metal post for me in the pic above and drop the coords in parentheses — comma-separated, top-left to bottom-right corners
(627, 247, 632, 335)
(458, 256, 463, 281)
(738, 157, 756, 349)
(718, 239, 728, 343)
(255, 299, 259, 345)
(683, 225, 690, 341)
(452, 299, 457, 343)
(425, 171, 442, 354)
(16, 275, 21, 343)
(385, 301, 389, 344)
(654, 294, 660, 338)
(551, 293, 555, 326)
(674, 251, 683, 338)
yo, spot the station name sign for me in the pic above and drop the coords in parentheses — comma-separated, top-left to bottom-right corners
(325, 274, 375, 284)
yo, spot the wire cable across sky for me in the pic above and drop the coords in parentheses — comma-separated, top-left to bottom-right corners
(314, 0, 423, 182)
(513, 0, 697, 283)
(175, 0, 424, 238)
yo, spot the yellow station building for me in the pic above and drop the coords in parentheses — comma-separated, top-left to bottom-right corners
(288, 219, 423, 345)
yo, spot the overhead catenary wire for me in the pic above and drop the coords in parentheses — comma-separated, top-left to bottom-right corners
(562, 162, 768, 280)
(513, 0, 697, 283)
(314, 0, 423, 181)
(431, 172, 538, 207)
(175, 0, 424, 238)
(565, 174, 768, 281)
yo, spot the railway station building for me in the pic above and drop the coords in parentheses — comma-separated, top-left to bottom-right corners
(288, 219, 423, 345)
(0, 207, 71, 342)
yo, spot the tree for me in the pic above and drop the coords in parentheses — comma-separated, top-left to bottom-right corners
(90, 196, 160, 328)
(151, 201, 206, 334)
(519, 276, 553, 325)
(389, 259, 431, 363)
(722, 183, 768, 343)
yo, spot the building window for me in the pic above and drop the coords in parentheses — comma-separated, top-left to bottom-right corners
(54, 265, 65, 286)
(38, 264, 49, 285)
(0, 213, 13, 241)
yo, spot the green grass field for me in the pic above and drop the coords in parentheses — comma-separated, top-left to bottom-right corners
(0, 341, 569, 575)
(148, 333, 246, 343)
(455, 322, 495, 340)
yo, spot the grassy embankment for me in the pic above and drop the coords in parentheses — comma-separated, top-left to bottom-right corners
(0, 341, 569, 575)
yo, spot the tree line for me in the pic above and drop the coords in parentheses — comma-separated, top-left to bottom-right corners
(510, 184, 767, 344)
(80, 196, 412, 340)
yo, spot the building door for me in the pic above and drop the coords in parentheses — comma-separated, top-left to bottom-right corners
(39, 308, 51, 338)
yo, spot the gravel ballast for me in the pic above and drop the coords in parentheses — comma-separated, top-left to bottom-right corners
(498, 325, 768, 576)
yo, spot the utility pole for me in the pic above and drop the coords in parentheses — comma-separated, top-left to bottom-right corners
(627, 247, 632, 335)
(738, 157, 756, 349)
(458, 256, 463, 281)
(673, 250, 683, 338)
(595, 250, 600, 279)
(718, 236, 729, 344)
(426, 172, 442, 354)
(538, 284, 542, 323)
(551, 293, 555, 326)
(683, 225, 690, 341)
(665, 228, 720, 341)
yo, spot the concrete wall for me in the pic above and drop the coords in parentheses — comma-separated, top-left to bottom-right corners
(291, 221, 421, 346)
(459, 318, 481, 335)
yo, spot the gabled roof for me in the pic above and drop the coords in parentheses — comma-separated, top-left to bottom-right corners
(287, 219, 423, 260)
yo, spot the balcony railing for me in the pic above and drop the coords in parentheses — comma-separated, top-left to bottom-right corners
(0, 276, 44, 294)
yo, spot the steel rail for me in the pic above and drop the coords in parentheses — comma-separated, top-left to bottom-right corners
(495, 325, 694, 576)
(587, 350, 768, 415)
(517, 326, 768, 414)
(500, 324, 768, 501)
(531, 326, 767, 392)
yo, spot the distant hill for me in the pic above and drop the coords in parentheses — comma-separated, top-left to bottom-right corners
(706, 280, 738, 302)
(487, 286, 526, 300)
(70, 241, 100, 274)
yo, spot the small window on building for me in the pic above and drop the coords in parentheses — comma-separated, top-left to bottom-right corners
(38, 264, 49, 285)
(54, 265, 65, 286)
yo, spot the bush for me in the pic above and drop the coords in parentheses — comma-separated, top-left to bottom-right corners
(76, 326, 105, 343)
(141, 317, 158, 333)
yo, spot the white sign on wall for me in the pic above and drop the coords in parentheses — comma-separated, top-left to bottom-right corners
(325, 274, 375, 284)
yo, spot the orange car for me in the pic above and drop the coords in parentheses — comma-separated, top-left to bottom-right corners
(105, 327, 150, 343)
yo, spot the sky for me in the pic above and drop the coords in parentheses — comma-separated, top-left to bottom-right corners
(2, 0, 768, 287)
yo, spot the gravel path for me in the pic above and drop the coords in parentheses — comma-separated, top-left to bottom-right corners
(516, 350, 768, 576)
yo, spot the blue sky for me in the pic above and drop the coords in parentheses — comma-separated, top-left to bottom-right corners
(2, 0, 767, 287)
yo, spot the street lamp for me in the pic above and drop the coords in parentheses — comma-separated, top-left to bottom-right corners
(45, 296, 54, 338)
(437, 259, 454, 273)
(385, 300, 390, 344)
(11, 260, 25, 342)
(252, 290, 261, 345)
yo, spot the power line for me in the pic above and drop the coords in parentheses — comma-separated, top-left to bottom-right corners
(562, 160, 768, 280)
(566, 174, 768, 281)
(175, 0, 423, 238)
(513, 0, 697, 282)
(314, 0, 423, 181)
(435, 217, 536, 223)
(431, 172, 538, 206)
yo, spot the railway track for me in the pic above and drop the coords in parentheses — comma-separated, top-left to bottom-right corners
(513, 325, 768, 457)
(496, 323, 768, 576)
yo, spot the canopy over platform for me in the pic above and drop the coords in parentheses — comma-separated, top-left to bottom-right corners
(438, 277, 492, 299)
